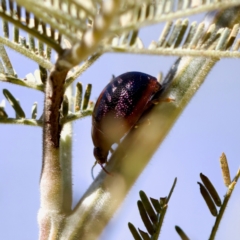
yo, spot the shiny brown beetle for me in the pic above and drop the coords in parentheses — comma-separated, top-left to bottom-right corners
(91, 71, 171, 177)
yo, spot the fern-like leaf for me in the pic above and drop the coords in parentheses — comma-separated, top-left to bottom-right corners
(61, 82, 93, 124)
(105, 18, 240, 59)
(195, 154, 240, 240)
(128, 178, 177, 240)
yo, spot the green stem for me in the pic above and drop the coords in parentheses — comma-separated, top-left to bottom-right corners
(61, 110, 93, 125)
(0, 118, 42, 126)
(153, 178, 177, 240)
(0, 74, 44, 91)
(153, 204, 168, 240)
(39, 62, 69, 239)
(104, 46, 240, 59)
(64, 53, 101, 89)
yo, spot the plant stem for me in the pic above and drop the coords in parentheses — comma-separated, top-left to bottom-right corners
(39, 62, 69, 240)
(153, 178, 177, 240)
(60, 87, 73, 213)
(0, 74, 44, 91)
(0, 118, 42, 126)
(209, 169, 240, 240)
(0, 37, 53, 70)
(38, 0, 121, 237)
(104, 46, 240, 59)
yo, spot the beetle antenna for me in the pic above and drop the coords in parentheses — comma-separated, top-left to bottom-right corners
(91, 161, 113, 180)
(91, 161, 97, 180)
(100, 163, 113, 176)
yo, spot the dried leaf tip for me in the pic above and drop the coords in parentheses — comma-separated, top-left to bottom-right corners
(3, 89, 25, 118)
(219, 152, 231, 187)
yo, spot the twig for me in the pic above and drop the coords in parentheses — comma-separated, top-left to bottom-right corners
(209, 169, 240, 240)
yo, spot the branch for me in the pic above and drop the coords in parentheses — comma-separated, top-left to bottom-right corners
(57, 0, 121, 68)
(104, 6, 240, 59)
(112, 0, 240, 33)
(61, 109, 93, 125)
(39, 62, 69, 239)
(64, 53, 101, 89)
(0, 74, 44, 91)
(209, 168, 240, 239)
(103, 46, 240, 59)
(0, 117, 42, 126)
(0, 37, 53, 70)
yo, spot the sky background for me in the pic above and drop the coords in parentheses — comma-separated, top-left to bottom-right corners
(0, 12, 240, 240)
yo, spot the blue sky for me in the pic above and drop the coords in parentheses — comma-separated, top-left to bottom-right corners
(0, 15, 240, 240)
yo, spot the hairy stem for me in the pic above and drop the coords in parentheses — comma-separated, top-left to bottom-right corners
(39, 62, 69, 240)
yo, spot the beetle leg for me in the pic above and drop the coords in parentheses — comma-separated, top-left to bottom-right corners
(134, 118, 150, 128)
(100, 163, 113, 176)
(151, 97, 175, 105)
(110, 147, 114, 153)
(91, 161, 98, 180)
(91, 160, 113, 179)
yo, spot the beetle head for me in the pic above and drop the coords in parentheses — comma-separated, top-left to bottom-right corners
(91, 147, 112, 179)
(93, 147, 109, 165)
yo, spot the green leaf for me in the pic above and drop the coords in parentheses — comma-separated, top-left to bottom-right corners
(0, 106, 8, 118)
(138, 229, 150, 240)
(128, 222, 142, 240)
(200, 173, 221, 206)
(62, 95, 69, 117)
(31, 102, 37, 119)
(175, 226, 190, 240)
(75, 82, 83, 112)
(197, 182, 218, 217)
(3, 89, 25, 118)
(82, 84, 92, 110)
(137, 200, 155, 235)
(139, 191, 157, 224)
(150, 197, 161, 213)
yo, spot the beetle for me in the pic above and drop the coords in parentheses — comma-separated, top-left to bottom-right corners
(91, 71, 172, 177)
